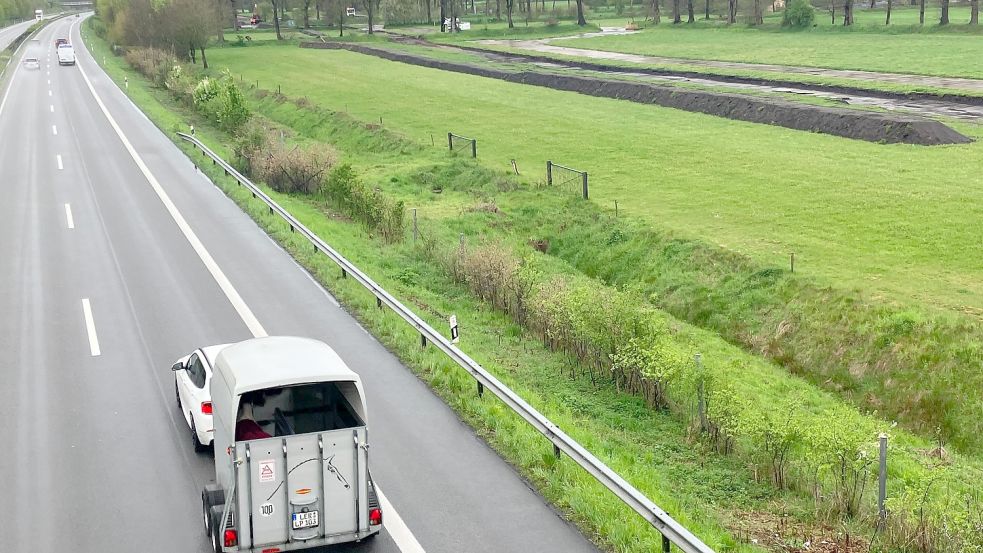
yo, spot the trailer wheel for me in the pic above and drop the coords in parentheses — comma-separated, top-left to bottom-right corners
(202, 492, 212, 536)
(203, 484, 225, 536)
(209, 505, 225, 553)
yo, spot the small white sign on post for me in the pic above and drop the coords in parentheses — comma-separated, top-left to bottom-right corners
(449, 315, 459, 344)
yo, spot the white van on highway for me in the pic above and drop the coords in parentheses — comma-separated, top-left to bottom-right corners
(172, 336, 383, 552)
(57, 44, 75, 66)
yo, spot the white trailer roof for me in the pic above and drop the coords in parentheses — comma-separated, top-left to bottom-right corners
(214, 336, 358, 396)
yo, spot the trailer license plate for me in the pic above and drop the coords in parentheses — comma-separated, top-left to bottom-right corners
(292, 511, 319, 530)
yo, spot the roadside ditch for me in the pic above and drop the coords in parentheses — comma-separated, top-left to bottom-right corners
(300, 41, 971, 145)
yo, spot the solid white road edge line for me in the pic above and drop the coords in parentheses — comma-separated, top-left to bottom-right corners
(65, 203, 74, 229)
(81, 298, 101, 356)
(74, 24, 426, 552)
(75, 60, 267, 339)
(56, 154, 63, 170)
(375, 488, 426, 553)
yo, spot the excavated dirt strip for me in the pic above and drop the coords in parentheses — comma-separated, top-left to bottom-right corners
(300, 41, 971, 146)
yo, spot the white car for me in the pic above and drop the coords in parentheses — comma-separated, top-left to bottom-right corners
(22, 57, 40, 70)
(171, 345, 230, 451)
(57, 44, 75, 66)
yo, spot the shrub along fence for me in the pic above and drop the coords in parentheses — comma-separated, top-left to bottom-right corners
(406, 213, 983, 553)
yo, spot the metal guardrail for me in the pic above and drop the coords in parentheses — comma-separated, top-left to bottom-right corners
(176, 132, 715, 553)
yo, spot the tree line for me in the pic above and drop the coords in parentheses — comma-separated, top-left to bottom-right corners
(1, 0, 36, 24)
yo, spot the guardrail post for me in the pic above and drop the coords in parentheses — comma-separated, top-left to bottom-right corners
(377, 297, 383, 309)
(420, 334, 427, 348)
(447, 132, 453, 151)
(582, 172, 589, 200)
(470, 139, 476, 159)
(269, 207, 274, 215)
(663, 535, 671, 553)
(553, 444, 561, 460)
(477, 382, 484, 397)
(341, 268, 347, 279)
(547, 160, 553, 186)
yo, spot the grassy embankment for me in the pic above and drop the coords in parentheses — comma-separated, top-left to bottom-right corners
(205, 44, 983, 453)
(85, 21, 983, 552)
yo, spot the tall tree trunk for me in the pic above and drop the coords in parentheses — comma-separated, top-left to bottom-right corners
(231, 0, 239, 31)
(940, 0, 949, 24)
(303, 1, 309, 27)
(971, 0, 979, 24)
(830, 0, 835, 24)
(366, 0, 374, 33)
(651, 0, 661, 22)
(885, 0, 892, 23)
(440, 0, 446, 30)
(200, 46, 208, 69)
(919, 0, 924, 24)
(868, 0, 874, 7)
(496, 0, 501, 18)
(339, 6, 344, 36)
(426, 0, 433, 22)
(843, 0, 852, 24)
(506, 0, 514, 27)
(189, 42, 196, 63)
(575, 0, 586, 24)
(687, 0, 694, 21)
(705, 0, 710, 18)
(728, 0, 737, 23)
(672, 0, 680, 22)
(752, 0, 761, 23)
(272, 0, 283, 38)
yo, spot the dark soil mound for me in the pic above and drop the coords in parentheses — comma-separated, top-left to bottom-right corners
(301, 42, 971, 146)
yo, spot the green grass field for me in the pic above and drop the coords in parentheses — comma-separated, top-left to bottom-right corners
(209, 45, 983, 314)
(199, 43, 983, 459)
(559, 8, 983, 78)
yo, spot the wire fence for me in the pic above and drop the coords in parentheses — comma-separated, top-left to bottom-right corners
(448, 132, 476, 158)
(547, 160, 589, 200)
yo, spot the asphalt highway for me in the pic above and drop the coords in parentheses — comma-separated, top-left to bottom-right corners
(0, 15, 599, 553)
(0, 18, 39, 51)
